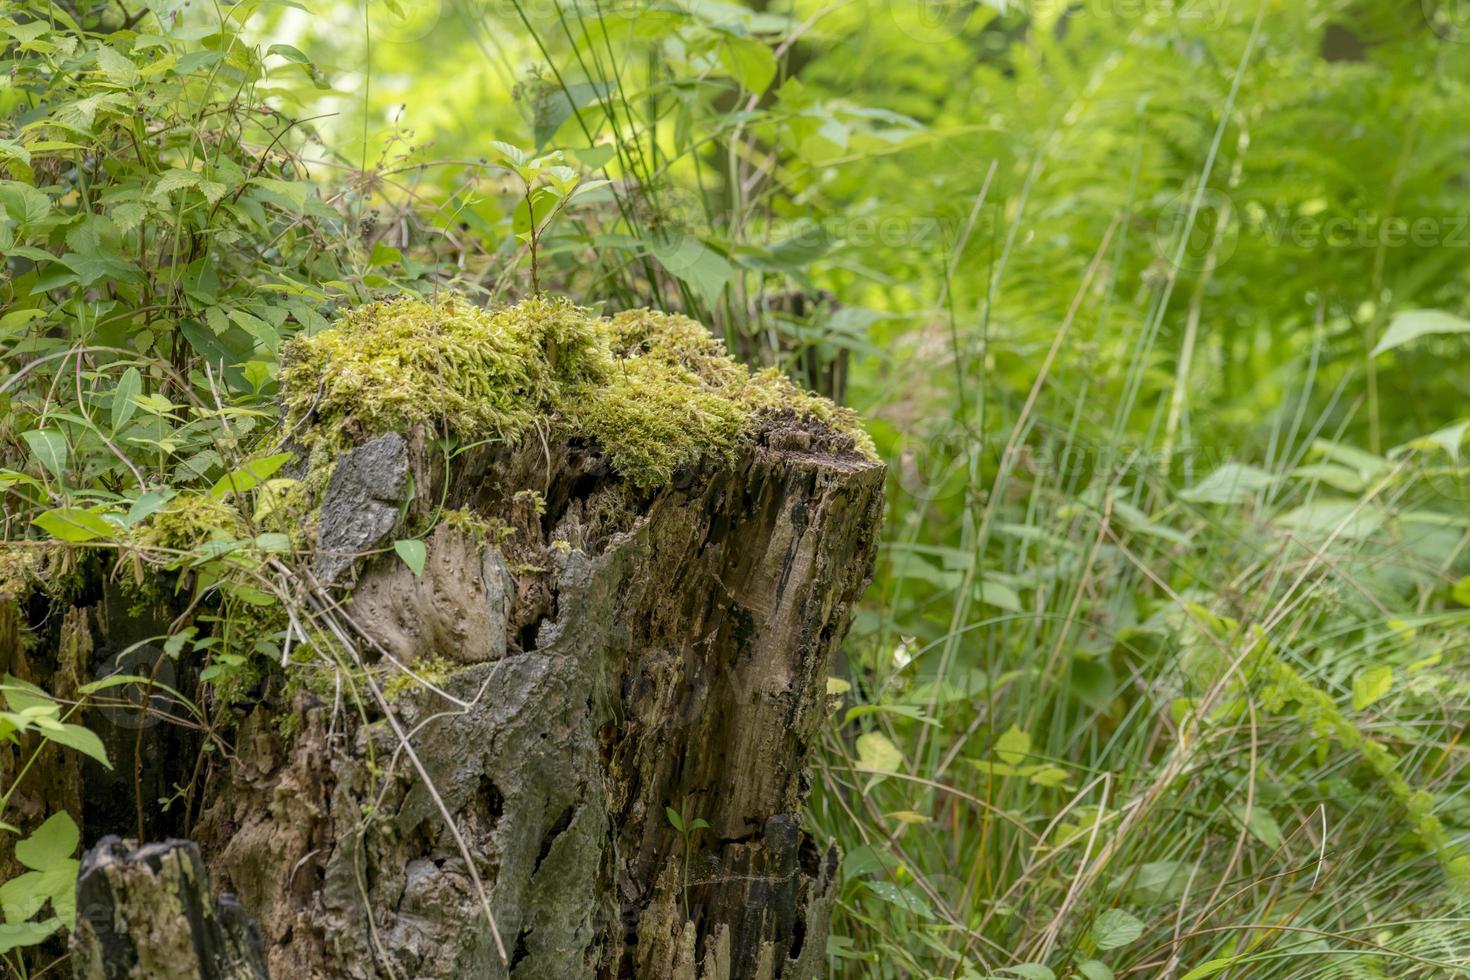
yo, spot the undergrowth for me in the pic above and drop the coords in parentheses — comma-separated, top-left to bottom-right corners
(5, 0, 1470, 978)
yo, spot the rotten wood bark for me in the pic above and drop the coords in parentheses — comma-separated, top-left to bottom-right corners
(70, 837, 268, 979)
(192, 415, 882, 978)
(7, 408, 879, 979)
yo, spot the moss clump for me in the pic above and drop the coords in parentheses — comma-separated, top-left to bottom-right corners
(135, 494, 247, 555)
(280, 294, 875, 487)
(0, 545, 55, 603)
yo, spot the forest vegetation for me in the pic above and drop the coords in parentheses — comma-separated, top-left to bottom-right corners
(3, 0, 1470, 977)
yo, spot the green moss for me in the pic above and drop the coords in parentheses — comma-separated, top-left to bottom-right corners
(280, 294, 875, 488)
(381, 654, 459, 701)
(0, 545, 53, 603)
(134, 494, 247, 555)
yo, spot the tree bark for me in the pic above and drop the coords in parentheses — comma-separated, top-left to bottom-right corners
(70, 837, 268, 979)
(7, 408, 880, 979)
(193, 416, 883, 978)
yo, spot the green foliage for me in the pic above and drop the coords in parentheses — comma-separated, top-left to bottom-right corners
(7, 0, 1470, 976)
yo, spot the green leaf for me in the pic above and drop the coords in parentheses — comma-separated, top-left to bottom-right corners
(14, 812, 79, 872)
(267, 42, 311, 64)
(112, 367, 141, 432)
(394, 539, 427, 576)
(1351, 665, 1393, 711)
(153, 167, 202, 200)
(2, 676, 54, 714)
(573, 144, 615, 169)
(0, 918, 61, 955)
(210, 453, 294, 498)
(664, 806, 684, 833)
(855, 731, 903, 773)
(1113, 860, 1189, 903)
(995, 725, 1030, 765)
(1228, 803, 1283, 849)
(1372, 309, 1470, 358)
(864, 879, 932, 917)
(21, 429, 68, 480)
(0, 308, 47, 335)
(978, 578, 1022, 612)
(1180, 463, 1277, 505)
(651, 234, 732, 307)
(96, 45, 140, 86)
(1180, 958, 1238, 980)
(1090, 909, 1144, 951)
(33, 508, 116, 543)
(43, 724, 111, 769)
(530, 81, 608, 150)
(490, 141, 529, 168)
(1077, 961, 1114, 980)
(998, 965, 1055, 980)
(0, 180, 52, 224)
(721, 36, 778, 93)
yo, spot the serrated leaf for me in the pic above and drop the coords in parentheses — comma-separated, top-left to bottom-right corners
(855, 731, 903, 773)
(96, 45, 140, 86)
(0, 180, 52, 224)
(153, 168, 201, 199)
(1090, 909, 1144, 950)
(1351, 665, 1393, 711)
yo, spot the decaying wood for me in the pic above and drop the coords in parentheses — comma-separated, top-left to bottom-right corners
(193, 414, 883, 978)
(6, 406, 879, 978)
(70, 837, 268, 979)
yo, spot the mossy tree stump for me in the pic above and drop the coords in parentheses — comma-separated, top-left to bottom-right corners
(5, 297, 882, 979)
(198, 411, 881, 978)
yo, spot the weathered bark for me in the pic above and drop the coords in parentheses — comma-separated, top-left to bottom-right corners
(71, 837, 268, 979)
(7, 407, 879, 979)
(192, 416, 882, 978)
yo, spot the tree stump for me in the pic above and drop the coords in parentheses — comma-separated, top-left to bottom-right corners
(70, 837, 268, 979)
(3, 299, 882, 979)
(192, 414, 883, 978)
